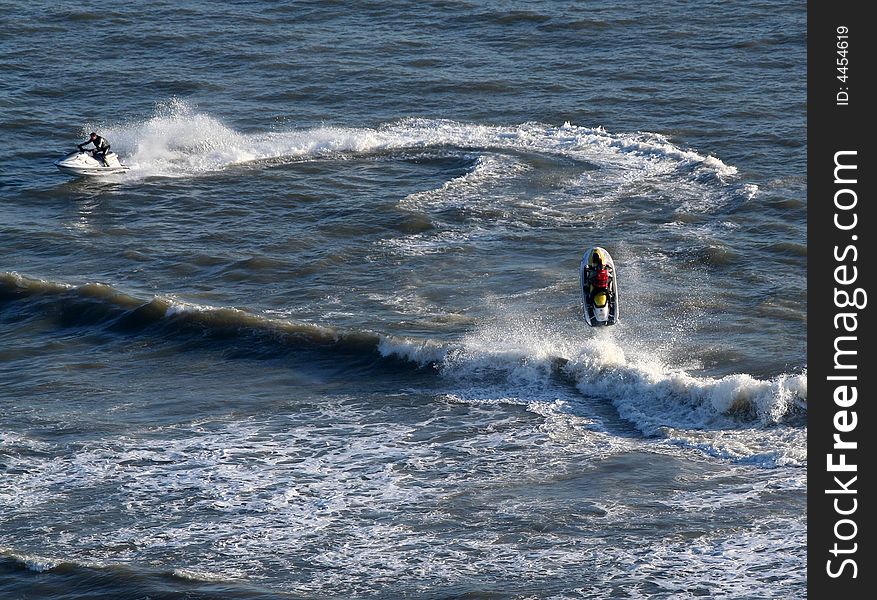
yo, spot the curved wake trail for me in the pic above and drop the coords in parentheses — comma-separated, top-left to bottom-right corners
(94, 100, 743, 185)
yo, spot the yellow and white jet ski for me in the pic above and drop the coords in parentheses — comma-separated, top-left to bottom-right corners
(580, 246, 619, 326)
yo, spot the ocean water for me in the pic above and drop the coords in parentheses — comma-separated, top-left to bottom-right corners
(0, 1, 807, 598)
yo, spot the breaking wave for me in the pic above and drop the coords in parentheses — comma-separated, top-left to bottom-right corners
(2, 272, 806, 468)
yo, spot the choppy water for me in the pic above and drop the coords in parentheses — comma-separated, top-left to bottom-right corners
(1, 1, 806, 598)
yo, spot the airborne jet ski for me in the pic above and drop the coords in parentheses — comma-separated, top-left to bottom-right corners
(54, 149, 129, 177)
(580, 246, 619, 326)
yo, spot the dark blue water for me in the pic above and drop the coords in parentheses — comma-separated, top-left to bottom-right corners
(1, 1, 806, 598)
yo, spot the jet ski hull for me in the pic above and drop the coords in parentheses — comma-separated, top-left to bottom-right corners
(580, 246, 619, 326)
(54, 150, 129, 177)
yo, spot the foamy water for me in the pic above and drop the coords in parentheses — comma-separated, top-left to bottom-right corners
(93, 100, 739, 183)
(2, 1, 806, 597)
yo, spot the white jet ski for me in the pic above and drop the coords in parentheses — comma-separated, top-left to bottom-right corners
(580, 246, 619, 326)
(54, 149, 129, 177)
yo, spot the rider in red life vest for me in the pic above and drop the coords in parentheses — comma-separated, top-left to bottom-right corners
(593, 264, 609, 289)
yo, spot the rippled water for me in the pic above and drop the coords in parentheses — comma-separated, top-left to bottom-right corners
(1, 1, 806, 598)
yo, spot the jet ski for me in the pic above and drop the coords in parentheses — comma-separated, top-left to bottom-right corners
(54, 149, 129, 177)
(580, 246, 619, 326)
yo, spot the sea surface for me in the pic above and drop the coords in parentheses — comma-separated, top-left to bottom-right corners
(0, 1, 807, 598)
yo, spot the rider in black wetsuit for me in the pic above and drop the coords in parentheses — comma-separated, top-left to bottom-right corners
(79, 132, 111, 166)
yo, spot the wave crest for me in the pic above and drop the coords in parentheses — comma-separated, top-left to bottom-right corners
(3, 272, 806, 466)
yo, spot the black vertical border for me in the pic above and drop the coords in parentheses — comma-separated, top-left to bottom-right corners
(808, 0, 873, 596)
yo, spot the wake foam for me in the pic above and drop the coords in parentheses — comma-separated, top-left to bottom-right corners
(94, 99, 740, 183)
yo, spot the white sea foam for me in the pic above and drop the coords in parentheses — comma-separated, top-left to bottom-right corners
(2, 400, 628, 587)
(0, 550, 60, 573)
(161, 295, 219, 317)
(377, 335, 450, 365)
(1, 384, 803, 596)
(90, 102, 751, 262)
(172, 567, 236, 582)
(1, 411, 520, 584)
(3, 270, 804, 472)
(97, 100, 740, 184)
(0, 270, 74, 293)
(622, 517, 806, 598)
(2, 273, 804, 593)
(741, 182, 760, 199)
(378, 225, 512, 257)
(400, 153, 532, 212)
(378, 312, 806, 467)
